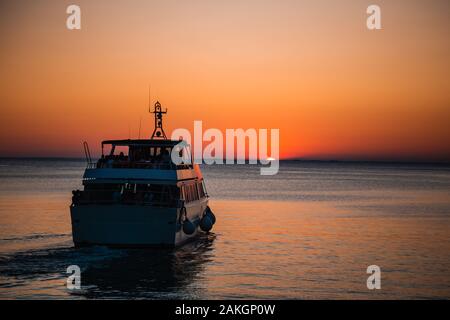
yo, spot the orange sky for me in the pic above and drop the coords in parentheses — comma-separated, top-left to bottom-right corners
(0, 0, 449, 161)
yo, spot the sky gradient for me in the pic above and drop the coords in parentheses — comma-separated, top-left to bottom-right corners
(0, 0, 449, 160)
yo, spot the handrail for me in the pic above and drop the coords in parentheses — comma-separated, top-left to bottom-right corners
(72, 189, 183, 207)
(95, 159, 192, 170)
(83, 141, 95, 168)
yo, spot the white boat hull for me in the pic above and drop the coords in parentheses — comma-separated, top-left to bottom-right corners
(70, 200, 208, 247)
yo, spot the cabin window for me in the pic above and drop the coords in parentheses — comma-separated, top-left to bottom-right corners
(79, 183, 180, 207)
(134, 184, 180, 204)
(197, 181, 206, 198)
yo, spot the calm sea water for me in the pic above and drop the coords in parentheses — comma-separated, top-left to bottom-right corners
(0, 158, 449, 299)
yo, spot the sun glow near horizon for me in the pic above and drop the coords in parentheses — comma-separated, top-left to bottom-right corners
(0, 0, 449, 161)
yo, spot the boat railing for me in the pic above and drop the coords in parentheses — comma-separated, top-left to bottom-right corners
(83, 141, 97, 168)
(94, 159, 192, 170)
(72, 189, 181, 207)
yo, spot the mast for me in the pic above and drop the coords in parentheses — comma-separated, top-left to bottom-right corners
(150, 101, 168, 139)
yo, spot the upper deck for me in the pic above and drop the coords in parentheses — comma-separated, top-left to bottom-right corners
(93, 138, 191, 169)
(82, 138, 200, 184)
(102, 139, 182, 148)
(81, 101, 202, 184)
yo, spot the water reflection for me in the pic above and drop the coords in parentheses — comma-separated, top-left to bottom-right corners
(0, 233, 216, 299)
(75, 234, 216, 299)
(1, 159, 450, 299)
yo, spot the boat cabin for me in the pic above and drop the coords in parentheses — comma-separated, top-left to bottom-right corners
(96, 139, 192, 170)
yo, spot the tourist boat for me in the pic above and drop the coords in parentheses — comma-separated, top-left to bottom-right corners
(70, 101, 216, 247)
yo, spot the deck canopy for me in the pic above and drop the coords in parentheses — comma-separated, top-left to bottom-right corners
(101, 139, 186, 148)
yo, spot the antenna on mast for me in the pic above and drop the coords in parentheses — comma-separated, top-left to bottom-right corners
(138, 116, 142, 139)
(150, 101, 168, 139)
(148, 85, 152, 113)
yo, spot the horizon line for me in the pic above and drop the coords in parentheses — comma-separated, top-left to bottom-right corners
(0, 156, 449, 165)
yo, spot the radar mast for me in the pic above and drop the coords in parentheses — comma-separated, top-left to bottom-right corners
(150, 101, 168, 139)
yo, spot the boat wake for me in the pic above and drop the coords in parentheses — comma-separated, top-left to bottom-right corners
(0, 233, 216, 299)
(0, 233, 70, 242)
